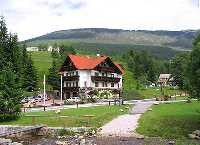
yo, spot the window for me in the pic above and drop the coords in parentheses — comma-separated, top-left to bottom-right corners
(69, 82, 71, 87)
(105, 73, 108, 77)
(111, 83, 114, 87)
(76, 71, 78, 76)
(102, 73, 105, 77)
(84, 81, 87, 87)
(102, 82, 107, 87)
(76, 82, 79, 87)
(66, 73, 68, 76)
(95, 82, 99, 87)
(73, 82, 75, 87)
(111, 74, 114, 78)
(95, 72, 99, 76)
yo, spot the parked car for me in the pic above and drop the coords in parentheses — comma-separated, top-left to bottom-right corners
(34, 96, 43, 102)
(67, 97, 81, 102)
(21, 97, 29, 104)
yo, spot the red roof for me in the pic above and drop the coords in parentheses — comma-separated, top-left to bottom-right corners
(68, 54, 124, 74)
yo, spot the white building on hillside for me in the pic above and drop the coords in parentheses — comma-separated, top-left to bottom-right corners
(59, 54, 124, 99)
(26, 47, 39, 52)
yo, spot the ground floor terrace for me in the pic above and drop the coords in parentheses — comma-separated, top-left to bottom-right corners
(63, 87, 122, 99)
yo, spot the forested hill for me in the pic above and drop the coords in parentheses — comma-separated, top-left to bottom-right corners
(25, 28, 199, 49)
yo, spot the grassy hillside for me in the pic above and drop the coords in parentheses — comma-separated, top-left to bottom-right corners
(30, 52, 52, 88)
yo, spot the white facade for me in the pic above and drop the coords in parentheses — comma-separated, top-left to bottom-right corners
(63, 70, 123, 90)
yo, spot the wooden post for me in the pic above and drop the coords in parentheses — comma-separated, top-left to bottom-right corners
(109, 101, 110, 106)
(32, 116, 36, 125)
(76, 102, 78, 109)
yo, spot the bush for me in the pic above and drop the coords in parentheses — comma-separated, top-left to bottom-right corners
(58, 129, 76, 136)
(123, 90, 143, 100)
(0, 113, 20, 122)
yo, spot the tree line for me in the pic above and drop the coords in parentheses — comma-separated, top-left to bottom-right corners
(123, 36, 200, 99)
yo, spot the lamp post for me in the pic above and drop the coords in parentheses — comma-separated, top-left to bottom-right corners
(43, 74, 46, 111)
(60, 72, 63, 105)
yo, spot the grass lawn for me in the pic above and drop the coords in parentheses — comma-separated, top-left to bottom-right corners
(139, 87, 181, 99)
(137, 101, 200, 139)
(0, 105, 130, 128)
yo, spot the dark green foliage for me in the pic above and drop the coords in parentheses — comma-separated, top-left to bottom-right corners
(170, 53, 189, 89)
(21, 45, 38, 91)
(186, 45, 200, 99)
(0, 16, 37, 121)
(47, 60, 60, 90)
(125, 50, 158, 87)
(0, 69, 22, 121)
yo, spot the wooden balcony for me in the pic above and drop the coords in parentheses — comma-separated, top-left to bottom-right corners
(91, 76, 121, 83)
(63, 87, 80, 92)
(63, 76, 79, 81)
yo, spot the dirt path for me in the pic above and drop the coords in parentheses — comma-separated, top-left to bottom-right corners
(99, 101, 154, 137)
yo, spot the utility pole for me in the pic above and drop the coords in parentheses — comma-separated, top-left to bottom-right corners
(61, 74, 63, 105)
(43, 74, 46, 111)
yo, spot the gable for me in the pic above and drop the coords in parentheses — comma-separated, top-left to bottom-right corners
(95, 57, 124, 74)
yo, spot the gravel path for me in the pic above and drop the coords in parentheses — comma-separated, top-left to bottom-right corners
(99, 101, 154, 137)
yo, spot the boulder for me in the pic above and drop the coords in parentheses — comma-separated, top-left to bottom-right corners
(188, 134, 197, 139)
(135, 134, 144, 139)
(168, 140, 175, 145)
(153, 102, 159, 105)
(55, 141, 66, 145)
(193, 130, 200, 137)
(0, 138, 12, 144)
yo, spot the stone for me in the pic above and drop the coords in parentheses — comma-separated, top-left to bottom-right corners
(0, 138, 12, 144)
(10, 142, 23, 145)
(188, 134, 197, 139)
(148, 108, 152, 111)
(168, 140, 175, 145)
(78, 136, 84, 139)
(135, 134, 144, 139)
(80, 139, 86, 145)
(92, 130, 96, 135)
(193, 130, 200, 137)
(153, 102, 159, 105)
(55, 141, 66, 145)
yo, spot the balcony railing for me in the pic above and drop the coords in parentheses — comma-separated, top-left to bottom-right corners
(63, 76, 79, 81)
(91, 76, 120, 83)
(96, 66, 115, 72)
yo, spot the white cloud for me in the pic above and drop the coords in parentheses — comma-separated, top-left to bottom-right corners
(1, 0, 200, 40)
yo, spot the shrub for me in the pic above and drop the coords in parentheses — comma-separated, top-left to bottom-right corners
(58, 129, 76, 136)
(123, 90, 143, 100)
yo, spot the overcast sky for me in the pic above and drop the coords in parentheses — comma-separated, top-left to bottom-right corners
(1, 0, 200, 40)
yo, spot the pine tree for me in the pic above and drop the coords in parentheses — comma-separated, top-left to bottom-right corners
(47, 60, 60, 90)
(186, 42, 200, 99)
